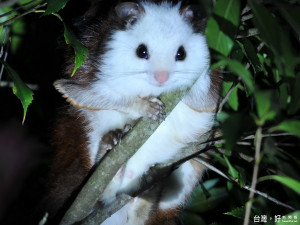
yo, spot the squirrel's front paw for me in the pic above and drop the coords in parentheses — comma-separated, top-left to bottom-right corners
(142, 97, 166, 121)
(100, 124, 132, 151)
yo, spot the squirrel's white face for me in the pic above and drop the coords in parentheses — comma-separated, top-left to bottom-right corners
(53, 2, 210, 110)
(98, 2, 210, 97)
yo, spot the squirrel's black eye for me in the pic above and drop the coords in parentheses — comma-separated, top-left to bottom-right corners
(136, 44, 149, 59)
(175, 46, 186, 61)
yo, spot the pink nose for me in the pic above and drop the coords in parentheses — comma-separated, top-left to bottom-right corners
(154, 71, 169, 84)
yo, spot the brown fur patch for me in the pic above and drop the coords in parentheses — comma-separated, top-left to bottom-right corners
(146, 207, 181, 225)
(190, 158, 207, 175)
(65, 97, 102, 111)
(185, 104, 217, 113)
(43, 107, 91, 223)
(185, 68, 222, 113)
(210, 68, 223, 102)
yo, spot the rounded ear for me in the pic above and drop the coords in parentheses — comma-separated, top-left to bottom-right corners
(115, 2, 145, 25)
(180, 5, 207, 32)
(180, 5, 194, 22)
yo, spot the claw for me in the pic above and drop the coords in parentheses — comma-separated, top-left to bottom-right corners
(143, 97, 166, 121)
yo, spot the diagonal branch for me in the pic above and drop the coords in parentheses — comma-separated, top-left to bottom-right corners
(194, 157, 296, 211)
(59, 86, 193, 225)
(80, 131, 220, 225)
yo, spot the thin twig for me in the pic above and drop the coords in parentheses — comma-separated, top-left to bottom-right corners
(0, 27, 9, 58)
(218, 79, 240, 113)
(0, 40, 10, 80)
(218, 42, 264, 113)
(241, 14, 253, 22)
(0, 28, 10, 81)
(0, 3, 47, 26)
(243, 132, 292, 140)
(38, 212, 49, 225)
(195, 157, 296, 211)
(236, 141, 252, 146)
(257, 42, 264, 52)
(274, 143, 300, 147)
(236, 28, 259, 39)
(0, 0, 38, 18)
(0, 0, 23, 8)
(243, 127, 263, 225)
(241, 5, 251, 15)
(0, 80, 39, 90)
(218, 62, 250, 113)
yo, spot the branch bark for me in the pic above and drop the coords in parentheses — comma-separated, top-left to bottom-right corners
(243, 127, 263, 225)
(80, 132, 219, 225)
(59, 86, 193, 225)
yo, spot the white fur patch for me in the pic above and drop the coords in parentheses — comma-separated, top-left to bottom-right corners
(94, 1, 209, 99)
(83, 109, 134, 166)
(82, 1, 211, 168)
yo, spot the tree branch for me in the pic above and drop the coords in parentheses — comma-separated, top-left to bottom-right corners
(243, 127, 263, 225)
(80, 131, 220, 225)
(0, 27, 10, 81)
(59, 86, 194, 225)
(0, 80, 39, 90)
(194, 157, 296, 211)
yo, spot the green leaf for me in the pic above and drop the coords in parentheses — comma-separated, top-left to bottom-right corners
(221, 113, 253, 153)
(239, 39, 263, 73)
(224, 156, 239, 190)
(217, 111, 230, 123)
(259, 175, 300, 196)
(63, 24, 89, 76)
(184, 179, 226, 213)
(276, 211, 300, 225)
(224, 156, 238, 179)
(248, 1, 297, 77)
(206, 0, 240, 56)
(288, 72, 300, 115)
(181, 212, 207, 225)
(201, 178, 220, 190)
(44, 0, 70, 15)
(11, 19, 25, 54)
(270, 120, 300, 138)
(279, 82, 289, 110)
(206, 18, 233, 56)
(224, 206, 245, 219)
(279, 7, 300, 38)
(185, 187, 228, 213)
(222, 82, 238, 111)
(1, 61, 34, 124)
(226, 58, 254, 94)
(254, 91, 277, 125)
(231, 44, 244, 62)
(237, 167, 246, 187)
